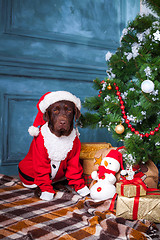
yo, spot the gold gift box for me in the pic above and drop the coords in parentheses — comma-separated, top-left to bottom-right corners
(80, 142, 112, 174)
(116, 181, 146, 198)
(116, 194, 160, 223)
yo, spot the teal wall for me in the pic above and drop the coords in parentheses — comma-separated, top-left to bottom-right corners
(0, 0, 140, 175)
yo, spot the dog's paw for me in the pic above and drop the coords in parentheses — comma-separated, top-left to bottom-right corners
(77, 186, 90, 197)
(40, 191, 55, 201)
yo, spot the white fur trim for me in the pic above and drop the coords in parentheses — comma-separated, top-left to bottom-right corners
(40, 191, 55, 201)
(39, 91, 81, 113)
(41, 123, 77, 161)
(22, 183, 37, 189)
(77, 186, 90, 197)
(28, 126, 39, 137)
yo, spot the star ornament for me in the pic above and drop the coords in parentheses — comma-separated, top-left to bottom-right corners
(94, 155, 102, 165)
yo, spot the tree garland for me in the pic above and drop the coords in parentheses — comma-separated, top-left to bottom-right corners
(98, 82, 160, 138)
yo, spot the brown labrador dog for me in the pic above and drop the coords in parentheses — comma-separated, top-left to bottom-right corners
(38, 100, 81, 193)
(44, 100, 80, 137)
(19, 98, 89, 201)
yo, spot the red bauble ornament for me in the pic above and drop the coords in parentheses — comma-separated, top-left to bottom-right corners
(98, 94, 101, 97)
(120, 105, 125, 110)
(155, 127, 159, 132)
(118, 96, 122, 100)
(101, 80, 105, 84)
(135, 131, 139, 135)
(113, 83, 116, 86)
(121, 110, 125, 114)
(131, 128, 135, 132)
(145, 133, 149, 137)
(125, 119, 130, 124)
(158, 124, 160, 128)
(115, 86, 119, 90)
(128, 124, 132, 128)
(150, 131, 155, 135)
(120, 100, 124, 105)
(116, 91, 121, 96)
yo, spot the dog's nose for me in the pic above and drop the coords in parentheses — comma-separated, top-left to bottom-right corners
(60, 120, 66, 126)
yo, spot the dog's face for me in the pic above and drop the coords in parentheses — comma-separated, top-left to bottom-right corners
(43, 100, 80, 137)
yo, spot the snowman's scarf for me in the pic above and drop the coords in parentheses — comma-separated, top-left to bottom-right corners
(98, 165, 116, 179)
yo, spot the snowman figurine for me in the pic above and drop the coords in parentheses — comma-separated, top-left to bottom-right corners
(90, 149, 123, 201)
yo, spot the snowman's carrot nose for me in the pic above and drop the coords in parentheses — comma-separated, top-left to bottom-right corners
(104, 160, 108, 167)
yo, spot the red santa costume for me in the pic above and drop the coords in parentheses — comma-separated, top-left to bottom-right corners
(18, 91, 90, 201)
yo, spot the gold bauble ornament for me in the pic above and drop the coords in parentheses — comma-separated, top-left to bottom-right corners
(115, 124, 125, 134)
(107, 83, 112, 90)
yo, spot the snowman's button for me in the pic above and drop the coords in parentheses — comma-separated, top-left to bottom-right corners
(52, 164, 56, 169)
(97, 187, 102, 192)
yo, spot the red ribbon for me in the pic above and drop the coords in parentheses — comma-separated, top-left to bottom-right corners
(119, 177, 148, 197)
(109, 181, 160, 219)
(109, 193, 117, 212)
(133, 196, 139, 220)
(119, 178, 148, 220)
(132, 188, 160, 220)
(147, 188, 160, 195)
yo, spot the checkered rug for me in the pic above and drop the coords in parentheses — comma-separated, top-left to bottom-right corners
(0, 174, 159, 240)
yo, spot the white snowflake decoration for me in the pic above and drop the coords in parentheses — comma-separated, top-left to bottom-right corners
(144, 66, 152, 77)
(105, 51, 112, 61)
(153, 30, 160, 41)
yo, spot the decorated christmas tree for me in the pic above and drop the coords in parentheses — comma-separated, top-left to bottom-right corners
(80, 0, 160, 167)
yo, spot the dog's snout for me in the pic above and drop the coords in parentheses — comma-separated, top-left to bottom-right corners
(60, 120, 66, 126)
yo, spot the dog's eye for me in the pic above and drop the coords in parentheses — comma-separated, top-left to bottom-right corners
(53, 109, 59, 114)
(64, 106, 72, 113)
(66, 109, 72, 113)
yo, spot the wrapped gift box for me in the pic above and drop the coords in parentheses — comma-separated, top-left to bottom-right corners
(80, 142, 112, 175)
(116, 180, 146, 198)
(116, 193, 160, 223)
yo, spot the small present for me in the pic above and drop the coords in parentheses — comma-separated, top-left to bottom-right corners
(80, 142, 112, 175)
(116, 178, 147, 198)
(116, 191, 160, 223)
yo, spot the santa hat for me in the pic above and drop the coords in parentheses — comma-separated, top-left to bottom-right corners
(28, 91, 81, 137)
(105, 149, 124, 170)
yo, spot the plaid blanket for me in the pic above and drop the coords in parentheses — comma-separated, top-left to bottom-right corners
(0, 174, 159, 240)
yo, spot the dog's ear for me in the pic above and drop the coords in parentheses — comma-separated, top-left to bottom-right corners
(74, 106, 81, 121)
(43, 110, 50, 122)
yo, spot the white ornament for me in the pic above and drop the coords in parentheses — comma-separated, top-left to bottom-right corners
(121, 164, 135, 180)
(126, 165, 135, 180)
(141, 80, 154, 93)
